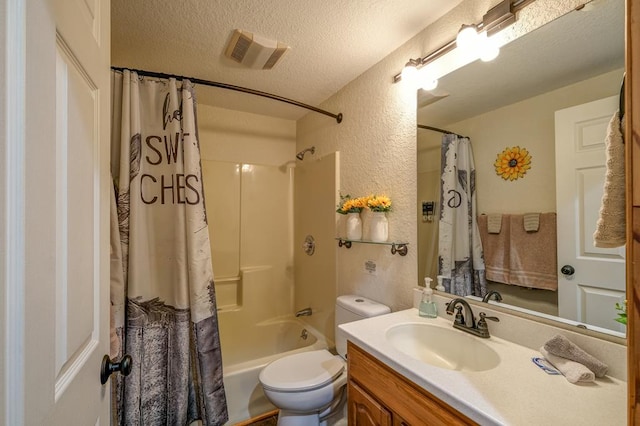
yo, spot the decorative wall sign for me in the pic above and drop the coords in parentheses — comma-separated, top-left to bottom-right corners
(494, 146, 532, 181)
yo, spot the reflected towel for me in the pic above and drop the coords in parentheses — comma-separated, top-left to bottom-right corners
(487, 213, 503, 234)
(509, 213, 558, 290)
(478, 214, 510, 284)
(594, 111, 625, 248)
(540, 347, 595, 384)
(523, 212, 540, 232)
(543, 334, 608, 377)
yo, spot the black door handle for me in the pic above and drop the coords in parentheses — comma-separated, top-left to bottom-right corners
(561, 265, 575, 276)
(100, 354, 132, 385)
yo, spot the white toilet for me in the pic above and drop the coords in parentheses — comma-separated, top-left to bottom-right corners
(259, 295, 390, 426)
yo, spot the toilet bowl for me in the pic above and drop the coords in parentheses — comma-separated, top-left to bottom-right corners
(259, 295, 390, 426)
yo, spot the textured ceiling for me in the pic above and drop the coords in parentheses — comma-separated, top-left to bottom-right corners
(111, 0, 463, 120)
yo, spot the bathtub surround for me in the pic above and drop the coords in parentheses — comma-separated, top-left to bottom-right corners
(111, 70, 227, 425)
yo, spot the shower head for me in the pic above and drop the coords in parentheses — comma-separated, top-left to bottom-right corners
(296, 146, 315, 161)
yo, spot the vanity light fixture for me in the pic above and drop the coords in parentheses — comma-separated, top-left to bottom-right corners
(393, 0, 531, 84)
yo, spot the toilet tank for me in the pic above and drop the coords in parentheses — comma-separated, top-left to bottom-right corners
(335, 295, 390, 358)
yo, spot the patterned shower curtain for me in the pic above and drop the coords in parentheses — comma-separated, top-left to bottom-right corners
(110, 70, 228, 425)
(438, 134, 487, 297)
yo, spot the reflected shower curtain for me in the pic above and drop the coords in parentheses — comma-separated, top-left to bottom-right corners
(110, 70, 228, 425)
(438, 134, 487, 297)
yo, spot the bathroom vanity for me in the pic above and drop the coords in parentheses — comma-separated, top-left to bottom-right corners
(348, 342, 475, 425)
(340, 307, 626, 425)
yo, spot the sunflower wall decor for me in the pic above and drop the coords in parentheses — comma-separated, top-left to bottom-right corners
(494, 146, 532, 181)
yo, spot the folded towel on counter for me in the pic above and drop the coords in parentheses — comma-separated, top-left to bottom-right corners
(543, 334, 608, 377)
(478, 214, 510, 284)
(593, 111, 626, 248)
(540, 347, 595, 384)
(508, 213, 558, 290)
(523, 212, 540, 232)
(487, 213, 503, 234)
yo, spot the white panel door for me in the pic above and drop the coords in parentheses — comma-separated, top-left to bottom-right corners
(3, 0, 111, 424)
(555, 96, 626, 334)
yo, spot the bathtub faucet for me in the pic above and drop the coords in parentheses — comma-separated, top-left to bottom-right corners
(295, 307, 312, 317)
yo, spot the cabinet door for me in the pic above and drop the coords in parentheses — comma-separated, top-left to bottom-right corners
(348, 381, 392, 426)
(393, 415, 409, 426)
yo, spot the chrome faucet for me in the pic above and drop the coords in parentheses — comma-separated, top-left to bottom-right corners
(482, 290, 503, 303)
(445, 298, 499, 338)
(295, 307, 312, 317)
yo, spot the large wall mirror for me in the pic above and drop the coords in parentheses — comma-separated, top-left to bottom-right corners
(417, 0, 625, 338)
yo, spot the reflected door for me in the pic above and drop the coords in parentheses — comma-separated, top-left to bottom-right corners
(555, 95, 625, 333)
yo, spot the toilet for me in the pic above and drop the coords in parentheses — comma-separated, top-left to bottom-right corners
(259, 295, 390, 426)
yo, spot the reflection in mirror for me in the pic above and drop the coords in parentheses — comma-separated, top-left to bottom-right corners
(417, 0, 625, 338)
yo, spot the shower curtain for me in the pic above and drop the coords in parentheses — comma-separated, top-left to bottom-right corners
(438, 134, 487, 297)
(110, 70, 228, 425)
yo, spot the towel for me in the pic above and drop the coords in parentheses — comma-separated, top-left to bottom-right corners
(543, 334, 608, 377)
(509, 213, 558, 290)
(593, 111, 625, 248)
(487, 213, 503, 234)
(523, 212, 540, 232)
(540, 347, 595, 384)
(478, 214, 510, 284)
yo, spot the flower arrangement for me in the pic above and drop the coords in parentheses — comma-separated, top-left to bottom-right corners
(494, 146, 532, 181)
(366, 194, 392, 212)
(615, 300, 627, 325)
(336, 194, 367, 214)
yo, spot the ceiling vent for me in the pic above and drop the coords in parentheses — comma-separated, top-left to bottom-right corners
(224, 29, 290, 70)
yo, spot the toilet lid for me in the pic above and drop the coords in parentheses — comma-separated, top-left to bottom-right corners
(259, 349, 345, 392)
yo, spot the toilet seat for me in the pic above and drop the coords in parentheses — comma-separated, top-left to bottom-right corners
(259, 350, 345, 393)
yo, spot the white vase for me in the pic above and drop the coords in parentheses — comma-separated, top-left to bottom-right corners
(346, 212, 362, 240)
(369, 212, 389, 242)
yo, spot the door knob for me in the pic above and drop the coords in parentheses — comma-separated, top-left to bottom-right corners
(100, 354, 132, 385)
(561, 265, 575, 276)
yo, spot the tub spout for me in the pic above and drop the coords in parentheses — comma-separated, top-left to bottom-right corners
(295, 307, 312, 317)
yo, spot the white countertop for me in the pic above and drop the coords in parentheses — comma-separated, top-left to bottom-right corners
(339, 308, 626, 426)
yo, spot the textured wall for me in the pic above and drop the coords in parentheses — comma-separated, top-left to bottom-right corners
(296, 0, 584, 312)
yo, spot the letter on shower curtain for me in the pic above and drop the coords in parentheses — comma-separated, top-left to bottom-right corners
(110, 70, 228, 425)
(438, 134, 487, 297)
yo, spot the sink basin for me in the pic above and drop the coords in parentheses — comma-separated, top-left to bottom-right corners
(385, 323, 500, 372)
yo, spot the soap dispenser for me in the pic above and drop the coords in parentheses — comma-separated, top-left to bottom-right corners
(419, 278, 438, 318)
(435, 275, 445, 291)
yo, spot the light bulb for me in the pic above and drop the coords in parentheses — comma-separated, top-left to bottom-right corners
(456, 24, 479, 51)
(418, 69, 438, 91)
(479, 33, 500, 62)
(421, 79, 438, 91)
(401, 62, 419, 85)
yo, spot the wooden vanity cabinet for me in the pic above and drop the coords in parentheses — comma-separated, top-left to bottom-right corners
(347, 342, 477, 426)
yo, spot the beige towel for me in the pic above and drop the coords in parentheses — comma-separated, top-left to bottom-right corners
(540, 347, 595, 384)
(593, 111, 625, 248)
(543, 334, 608, 377)
(523, 212, 540, 232)
(487, 213, 503, 234)
(509, 213, 558, 290)
(478, 214, 510, 284)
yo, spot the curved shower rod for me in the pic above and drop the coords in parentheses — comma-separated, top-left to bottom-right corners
(111, 66, 343, 124)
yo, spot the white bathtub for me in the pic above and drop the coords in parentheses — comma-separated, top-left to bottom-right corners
(221, 317, 328, 425)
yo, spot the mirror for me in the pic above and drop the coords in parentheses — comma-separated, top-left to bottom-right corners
(417, 0, 625, 338)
